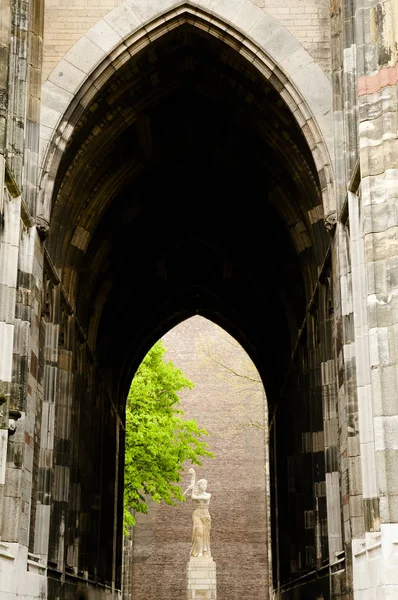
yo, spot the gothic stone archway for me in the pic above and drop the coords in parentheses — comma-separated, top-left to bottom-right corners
(3, 4, 346, 600)
(37, 16, 341, 600)
(2, 1, 398, 599)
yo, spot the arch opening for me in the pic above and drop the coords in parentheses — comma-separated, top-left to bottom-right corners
(123, 316, 271, 600)
(35, 19, 335, 600)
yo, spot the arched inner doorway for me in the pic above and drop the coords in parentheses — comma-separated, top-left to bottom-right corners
(125, 316, 270, 600)
(36, 20, 335, 599)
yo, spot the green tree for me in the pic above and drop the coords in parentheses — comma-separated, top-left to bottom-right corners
(124, 340, 213, 529)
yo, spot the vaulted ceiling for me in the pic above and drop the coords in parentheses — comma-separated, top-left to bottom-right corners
(46, 24, 329, 403)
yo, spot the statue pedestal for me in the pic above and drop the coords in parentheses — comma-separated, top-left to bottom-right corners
(187, 557, 217, 599)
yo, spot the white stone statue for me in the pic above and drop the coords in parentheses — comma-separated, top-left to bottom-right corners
(183, 467, 212, 558)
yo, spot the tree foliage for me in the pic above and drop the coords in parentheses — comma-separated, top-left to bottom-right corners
(124, 340, 213, 529)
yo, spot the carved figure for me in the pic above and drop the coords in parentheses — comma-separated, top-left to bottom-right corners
(183, 467, 211, 558)
(324, 210, 337, 235)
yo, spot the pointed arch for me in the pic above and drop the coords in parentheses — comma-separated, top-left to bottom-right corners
(39, 0, 334, 223)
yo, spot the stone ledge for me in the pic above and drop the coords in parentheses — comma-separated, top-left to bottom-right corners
(27, 552, 47, 575)
(188, 557, 216, 566)
(0, 542, 15, 560)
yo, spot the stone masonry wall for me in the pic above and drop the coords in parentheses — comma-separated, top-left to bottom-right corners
(42, 0, 331, 81)
(128, 316, 270, 600)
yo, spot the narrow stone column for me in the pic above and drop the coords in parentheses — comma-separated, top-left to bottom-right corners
(353, 1, 398, 597)
(187, 557, 216, 600)
(0, 160, 22, 527)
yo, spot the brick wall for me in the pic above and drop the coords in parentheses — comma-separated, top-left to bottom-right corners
(263, 0, 331, 74)
(42, 0, 331, 81)
(129, 316, 270, 600)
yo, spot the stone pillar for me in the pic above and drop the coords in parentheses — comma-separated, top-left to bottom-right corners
(320, 270, 344, 564)
(187, 557, 216, 600)
(352, 0, 398, 596)
(33, 318, 59, 559)
(0, 168, 22, 533)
